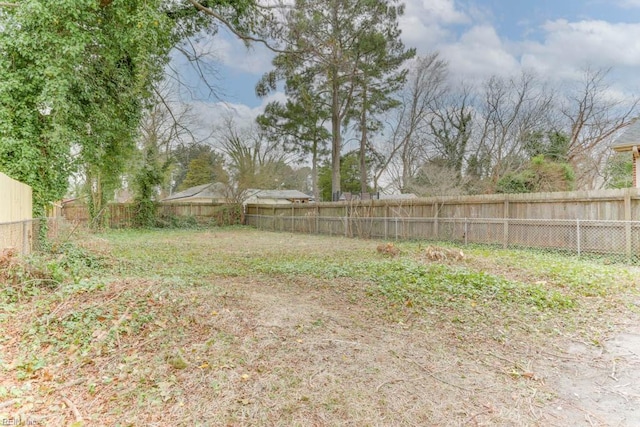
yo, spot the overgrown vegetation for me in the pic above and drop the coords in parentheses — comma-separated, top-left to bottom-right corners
(1, 229, 638, 425)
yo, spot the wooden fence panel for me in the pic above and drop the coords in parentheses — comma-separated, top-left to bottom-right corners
(0, 173, 33, 254)
(245, 188, 640, 257)
(62, 202, 242, 228)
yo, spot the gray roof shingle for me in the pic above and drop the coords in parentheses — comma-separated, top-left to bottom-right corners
(255, 189, 310, 200)
(163, 182, 227, 201)
(613, 118, 640, 151)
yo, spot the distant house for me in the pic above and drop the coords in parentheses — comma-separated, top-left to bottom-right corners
(161, 182, 230, 204)
(162, 183, 311, 205)
(612, 118, 640, 188)
(114, 188, 134, 204)
(243, 189, 311, 205)
(339, 192, 418, 202)
(378, 193, 418, 201)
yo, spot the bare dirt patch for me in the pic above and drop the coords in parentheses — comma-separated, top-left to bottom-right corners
(1, 228, 639, 426)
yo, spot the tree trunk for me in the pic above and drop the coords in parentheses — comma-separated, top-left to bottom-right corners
(360, 84, 368, 195)
(331, 72, 341, 201)
(312, 140, 319, 201)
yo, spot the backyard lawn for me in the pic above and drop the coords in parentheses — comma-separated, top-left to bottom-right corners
(1, 227, 640, 426)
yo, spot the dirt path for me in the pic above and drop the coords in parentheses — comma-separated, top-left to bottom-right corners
(542, 325, 640, 426)
(208, 276, 640, 426)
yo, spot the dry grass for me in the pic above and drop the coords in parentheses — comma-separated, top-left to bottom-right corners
(1, 228, 639, 426)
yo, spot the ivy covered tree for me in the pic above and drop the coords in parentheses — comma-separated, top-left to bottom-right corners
(496, 155, 575, 194)
(0, 0, 280, 217)
(604, 152, 634, 189)
(0, 0, 173, 217)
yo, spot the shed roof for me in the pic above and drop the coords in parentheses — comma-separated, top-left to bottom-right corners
(163, 182, 227, 202)
(255, 189, 311, 200)
(378, 193, 418, 200)
(612, 118, 640, 152)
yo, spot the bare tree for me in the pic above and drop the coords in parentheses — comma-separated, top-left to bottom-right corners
(216, 116, 297, 200)
(405, 160, 469, 197)
(136, 81, 211, 196)
(560, 67, 639, 189)
(426, 86, 474, 178)
(473, 71, 555, 189)
(376, 53, 448, 192)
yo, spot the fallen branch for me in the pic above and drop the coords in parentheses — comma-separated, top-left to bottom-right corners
(610, 358, 618, 381)
(56, 378, 86, 390)
(62, 396, 83, 423)
(322, 338, 366, 347)
(0, 398, 18, 409)
(463, 409, 493, 426)
(406, 357, 472, 392)
(375, 378, 406, 392)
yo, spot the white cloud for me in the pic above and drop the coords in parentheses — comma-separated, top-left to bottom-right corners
(182, 29, 274, 76)
(214, 31, 275, 75)
(399, 13, 453, 50)
(175, 0, 640, 126)
(400, 0, 470, 51)
(617, 0, 640, 8)
(420, 0, 469, 24)
(440, 25, 520, 83)
(518, 19, 640, 85)
(186, 92, 287, 145)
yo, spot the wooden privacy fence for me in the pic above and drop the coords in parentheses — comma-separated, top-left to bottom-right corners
(245, 188, 640, 258)
(0, 172, 33, 255)
(62, 202, 242, 228)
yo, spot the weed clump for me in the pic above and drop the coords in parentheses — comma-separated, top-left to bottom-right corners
(0, 248, 51, 286)
(377, 242, 400, 257)
(424, 245, 465, 262)
(0, 243, 105, 303)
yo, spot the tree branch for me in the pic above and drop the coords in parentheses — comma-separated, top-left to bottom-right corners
(187, 0, 286, 53)
(0, 2, 19, 7)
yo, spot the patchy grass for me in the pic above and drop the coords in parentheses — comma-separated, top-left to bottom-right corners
(1, 228, 639, 426)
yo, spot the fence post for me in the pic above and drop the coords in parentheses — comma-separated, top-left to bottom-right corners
(345, 205, 349, 237)
(433, 203, 439, 239)
(576, 218, 581, 256)
(503, 199, 509, 249)
(22, 220, 29, 255)
(624, 189, 632, 258)
(395, 217, 398, 240)
(464, 218, 468, 246)
(291, 205, 295, 233)
(384, 205, 389, 240)
(315, 205, 319, 235)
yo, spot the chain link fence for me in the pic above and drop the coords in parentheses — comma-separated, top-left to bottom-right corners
(0, 217, 71, 255)
(246, 214, 640, 261)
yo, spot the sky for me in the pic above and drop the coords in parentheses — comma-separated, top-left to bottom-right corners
(174, 0, 640, 131)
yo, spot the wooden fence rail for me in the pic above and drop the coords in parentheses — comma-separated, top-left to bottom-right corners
(0, 172, 33, 255)
(245, 188, 640, 258)
(62, 202, 243, 228)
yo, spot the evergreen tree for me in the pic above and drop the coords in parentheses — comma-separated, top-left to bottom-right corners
(257, 0, 413, 200)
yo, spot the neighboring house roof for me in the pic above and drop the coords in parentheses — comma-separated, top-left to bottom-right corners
(612, 118, 640, 152)
(254, 189, 311, 200)
(378, 193, 418, 200)
(162, 184, 310, 204)
(162, 182, 227, 202)
(114, 188, 134, 203)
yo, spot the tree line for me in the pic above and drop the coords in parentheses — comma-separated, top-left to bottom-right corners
(0, 0, 637, 226)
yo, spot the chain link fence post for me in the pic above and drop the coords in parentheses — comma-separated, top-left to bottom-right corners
(576, 218, 581, 256)
(22, 220, 29, 255)
(464, 218, 468, 246)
